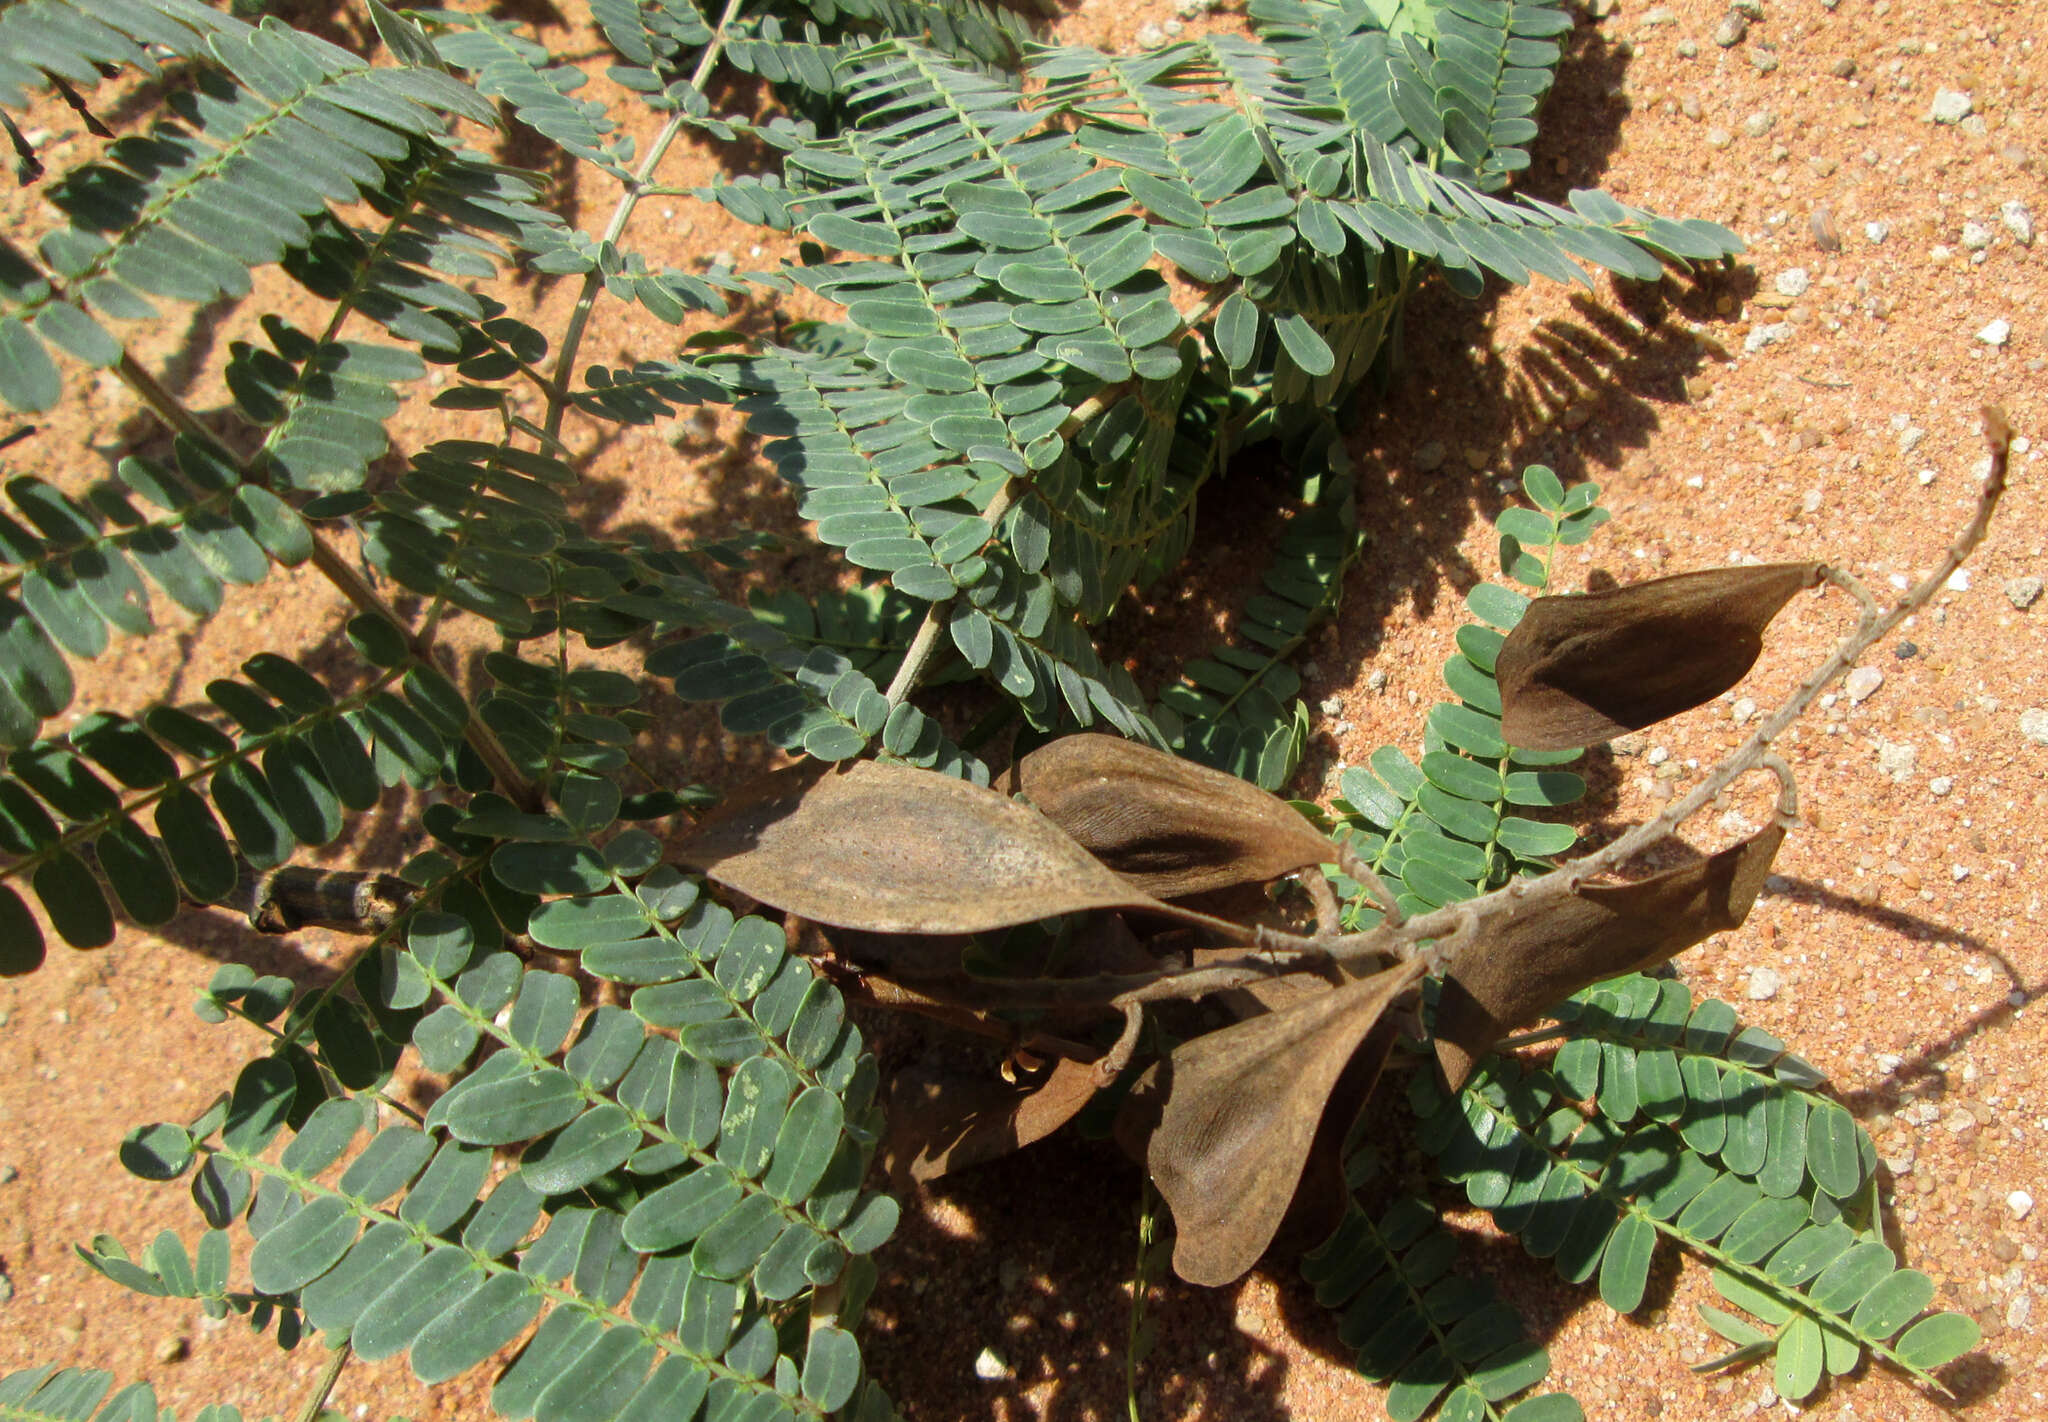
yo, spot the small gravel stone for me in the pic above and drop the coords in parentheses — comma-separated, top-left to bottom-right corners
(155, 1335, 189, 1365)
(1706, 126, 1732, 149)
(0, 1164, 16, 1185)
(1877, 740, 1917, 780)
(1746, 967, 1783, 1001)
(1894, 640, 1917, 660)
(1865, 220, 1891, 244)
(1928, 89, 1974, 125)
(974, 1347, 1012, 1381)
(2004, 576, 2042, 610)
(1774, 267, 1810, 297)
(1731, 696, 1758, 724)
(1831, 56, 1857, 79)
(1366, 669, 1389, 693)
(1412, 439, 1447, 471)
(1713, 11, 1748, 46)
(1641, 7, 1678, 25)
(1742, 109, 1777, 138)
(1845, 666, 1885, 702)
(2002, 200, 2036, 246)
(1749, 47, 1778, 73)
(2011, 1190, 2036, 1221)
(1677, 37, 1697, 57)
(1976, 318, 2011, 347)
(1136, 21, 1166, 47)
(1928, 775, 1953, 797)
(1960, 221, 1994, 252)
(2021, 708, 2048, 746)
(1744, 321, 1793, 353)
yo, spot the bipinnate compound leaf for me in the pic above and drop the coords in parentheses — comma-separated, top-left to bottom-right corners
(1496, 564, 1823, 748)
(1135, 959, 1423, 1286)
(883, 1055, 1101, 1184)
(675, 758, 1213, 934)
(1008, 733, 1335, 899)
(1435, 825, 1787, 1090)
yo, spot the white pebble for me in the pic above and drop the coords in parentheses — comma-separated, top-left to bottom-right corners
(2002, 200, 2036, 246)
(973, 1347, 1011, 1381)
(2023, 708, 2048, 746)
(1928, 776, 1953, 796)
(1928, 89, 1974, 124)
(1917, 469, 1937, 486)
(1976, 318, 2012, 347)
(1845, 666, 1885, 703)
(1744, 322, 1794, 353)
(1960, 221, 1994, 252)
(1775, 267, 1811, 297)
(1732, 697, 1758, 725)
(1951, 864, 1971, 882)
(1746, 967, 1783, 1001)
(1876, 740, 1917, 780)
(1865, 220, 1890, 244)
(1647, 746, 1670, 766)
(1945, 567, 1971, 592)
(2011, 1190, 2036, 1221)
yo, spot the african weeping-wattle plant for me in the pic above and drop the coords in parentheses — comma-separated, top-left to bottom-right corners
(0, 0, 2002, 1419)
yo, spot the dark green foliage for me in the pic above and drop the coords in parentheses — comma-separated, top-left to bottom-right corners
(0, 2, 1879, 1420)
(1401, 974, 1978, 1403)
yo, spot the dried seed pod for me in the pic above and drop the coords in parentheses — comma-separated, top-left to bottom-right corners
(882, 1056, 1102, 1184)
(1130, 959, 1424, 1287)
(675, 758, 1222, 935)
(1434, 824, 1787, 1091)
(1497, 563, 1824, 749)
(1009, 733, 1334, 900)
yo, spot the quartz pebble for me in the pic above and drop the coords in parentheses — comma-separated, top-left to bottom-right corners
(2003, 200, 2036, 246)
(1976, 319, 2011, 347)
(1774, 267, 1810, 297)
(2012, 1190, 2036, 1221)
(1845, 666, 1885, 703)
(1928, 776, 1953, 797)
(2005, 576, 2043, 610)
(1713, 11, 1748, 47)
(973, 1348, 1011, 1381)
(1865, 220, 1891, 244)
(2021, 708, 2048, 747)
(1960, 221, 1994, 252)
(1928, 89, 1974, 125)
(1744, 322, 1793, 352)
(1746, 967, 1783, 1001)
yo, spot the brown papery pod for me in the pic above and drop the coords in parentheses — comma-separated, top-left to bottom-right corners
(1008, 733, 1335, 900)
(1496, 562, 1823, 750)
(1434, 823, 1787, 1091)
(1133, 958, 1424, 1287)
(881, 1056, 1102, 1185)
(674, 759, 1230, 936)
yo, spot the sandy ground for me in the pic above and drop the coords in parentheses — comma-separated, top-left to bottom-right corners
(0, 1, 2044, 1420)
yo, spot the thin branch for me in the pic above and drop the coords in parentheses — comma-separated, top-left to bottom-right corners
(879, 291, 1227, 709)
(882, 479, 1019, 706)
(916, 411, 2015, 1006)
(292, 1344, 351, 1422)
(543, 0, 747, 442)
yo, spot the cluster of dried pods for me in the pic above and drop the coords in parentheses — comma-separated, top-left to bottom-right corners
(675, 410, 2010, 1289)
